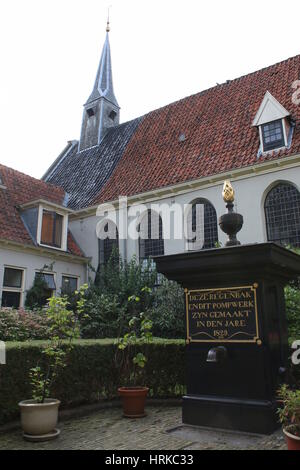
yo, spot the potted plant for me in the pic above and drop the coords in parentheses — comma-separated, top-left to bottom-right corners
(19, 285, 87, 441)
(277, 384, 300, 450)
(116, 289, 153, 418)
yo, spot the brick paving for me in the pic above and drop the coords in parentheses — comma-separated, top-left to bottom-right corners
(0, 405, 286, 450)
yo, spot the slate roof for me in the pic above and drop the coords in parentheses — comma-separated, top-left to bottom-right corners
(86, 32, 119, 108)
(44, 118, 141, 210)
(0, 164, 85, 257)
(93, 54, 300, 204)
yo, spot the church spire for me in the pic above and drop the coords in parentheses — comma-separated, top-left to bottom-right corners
(85, 26, 119, 108)
(79, 21, 120, 151)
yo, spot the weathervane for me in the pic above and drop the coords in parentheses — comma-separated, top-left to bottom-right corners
(106, 5, 111, 32)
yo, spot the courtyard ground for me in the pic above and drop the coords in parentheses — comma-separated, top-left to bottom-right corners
(0, 404, 286, 450)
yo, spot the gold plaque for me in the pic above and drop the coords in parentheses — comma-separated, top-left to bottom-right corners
(185, 284, 260, 343)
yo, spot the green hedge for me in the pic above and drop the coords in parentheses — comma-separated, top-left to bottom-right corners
(0, 339, 186, 425)
(1, 339, 299, 426)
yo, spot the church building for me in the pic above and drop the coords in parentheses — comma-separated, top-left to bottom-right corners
(1, 22, 300, 307)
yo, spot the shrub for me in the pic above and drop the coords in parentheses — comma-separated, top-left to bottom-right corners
(149, 279, 185, 338)
(0, 339, 186, 424)
(0, 339, 298, 425)
(77, 255, 185, 339)
(95, 254, 156, 314)
(285, 285, 300, 339)
(79, 291, 124, 339)
(277, 384, 300, 436)
(0, 308, 50, 341)
(117, 293, 153, 386)
(29, 293, 83, 403)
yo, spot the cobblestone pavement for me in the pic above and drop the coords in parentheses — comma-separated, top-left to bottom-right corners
(0, 406, 286, 450)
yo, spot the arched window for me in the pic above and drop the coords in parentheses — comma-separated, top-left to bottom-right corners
(139, 210, 164, 260)
(186, 199, 218, 250)
(264, 183, 300, 247)
(98, 221, 119, 266)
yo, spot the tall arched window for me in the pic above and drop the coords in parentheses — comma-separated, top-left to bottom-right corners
(139, 210, 164, 260)
(186, 199, 218, 250)
(264, 183, 300, 247)
(98, 221, 119, 266)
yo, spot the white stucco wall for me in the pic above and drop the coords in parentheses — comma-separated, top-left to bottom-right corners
(0, 246, 87, 308)
(69, 164, 300, 272)
(69, 216, 100, 272)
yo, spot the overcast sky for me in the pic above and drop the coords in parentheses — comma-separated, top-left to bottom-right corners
(1, 0, 300, 179)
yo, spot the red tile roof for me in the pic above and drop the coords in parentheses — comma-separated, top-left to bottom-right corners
(0, 164, 85, 258)
(94, 54, 300, 204)
(67, 231, 85, 257)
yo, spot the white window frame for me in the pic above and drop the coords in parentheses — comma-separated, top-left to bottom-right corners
(1, 266, 26, 308)
(37, 204, 68, 251)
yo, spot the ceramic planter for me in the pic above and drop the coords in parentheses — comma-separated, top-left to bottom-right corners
(19, 399, 60, 440)
(283, 426, 300, 450)
(118, 387, 149, 418)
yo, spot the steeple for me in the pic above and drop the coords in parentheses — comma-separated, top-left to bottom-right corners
(79, 21, 120, 151)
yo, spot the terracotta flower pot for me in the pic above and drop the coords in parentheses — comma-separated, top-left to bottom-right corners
(118, 387, 149, 418)
(19, 399, 60, 437)
(283, 426, 300, 450)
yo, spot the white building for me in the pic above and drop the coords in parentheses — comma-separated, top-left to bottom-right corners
(0, 169, 88, 308)
(45, 27, 300, 273)
(1, 25, 300, 307)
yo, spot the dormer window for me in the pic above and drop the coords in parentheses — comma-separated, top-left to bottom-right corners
(41, 210, 63, 248)
(261, 119, 285, 152)
(19, 200, 70, 251)
(252, 91, 292, 155)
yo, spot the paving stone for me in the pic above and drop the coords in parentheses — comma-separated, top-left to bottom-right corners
(0, 406, 287, 450)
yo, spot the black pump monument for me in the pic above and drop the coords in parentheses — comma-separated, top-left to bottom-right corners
(155, 181, 300, 434)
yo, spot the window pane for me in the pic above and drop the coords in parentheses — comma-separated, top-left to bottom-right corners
(139, 210, 164, 260)
(54, 214, 63, 247)
(62, 276, 77, 294)
(2, 291, 21, 308)
(40, 273, 56, 290)
(41, 211, 54, 245)
(187, 200, 218, 250)
(3, 268, 23, 288)
(262, 120, 284, 151)
(265, 183, 300, 247)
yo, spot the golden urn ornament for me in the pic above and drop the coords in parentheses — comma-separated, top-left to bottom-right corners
(219, 180, 243, 246)
(222, 180, 235, 203)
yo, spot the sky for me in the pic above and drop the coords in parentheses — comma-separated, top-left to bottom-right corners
(0, 0, 300, 179)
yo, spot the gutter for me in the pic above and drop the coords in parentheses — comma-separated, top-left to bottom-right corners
(0, 238, 90, 265)
(18, 199, 75, 213)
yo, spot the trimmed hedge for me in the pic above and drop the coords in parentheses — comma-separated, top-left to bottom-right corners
(0, 339, 186, 425)
(1, 339, 299, 425)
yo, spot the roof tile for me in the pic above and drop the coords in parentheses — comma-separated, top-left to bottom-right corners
(0, 164, 84, 257)
(94, 54, 300, 204)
